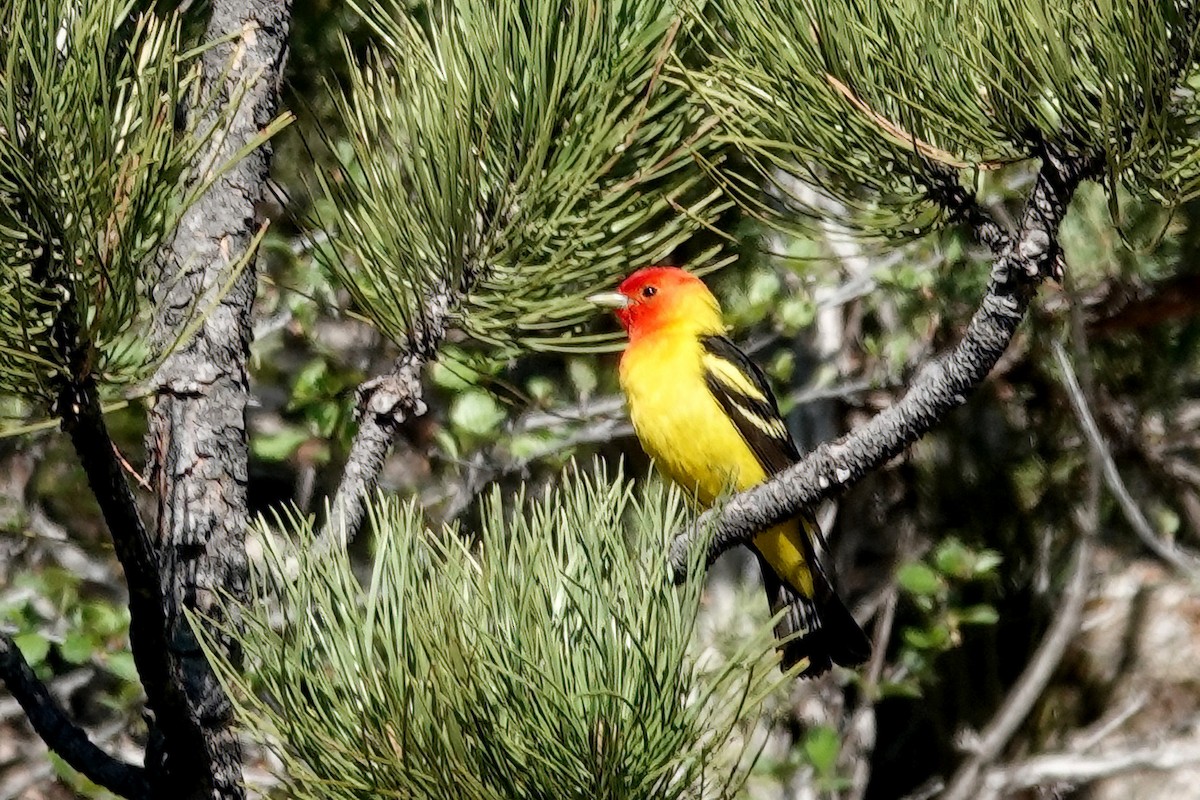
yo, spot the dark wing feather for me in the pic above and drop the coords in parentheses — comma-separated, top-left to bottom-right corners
(699, 334, 800, 475)
(701, 334, 872, 674)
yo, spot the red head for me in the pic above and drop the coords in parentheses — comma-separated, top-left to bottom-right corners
(588, 267, 724, 343)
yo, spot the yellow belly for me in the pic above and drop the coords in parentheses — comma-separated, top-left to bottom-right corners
(620, 334, 814, 596)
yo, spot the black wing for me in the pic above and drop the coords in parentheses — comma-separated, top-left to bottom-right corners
(702, 336, 871, 674)
(700, 334, 800, 475)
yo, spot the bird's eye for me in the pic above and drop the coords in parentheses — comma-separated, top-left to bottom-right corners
(641, 286, 657, 298)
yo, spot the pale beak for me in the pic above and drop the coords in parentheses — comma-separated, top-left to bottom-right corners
(586, 292, 631, 310)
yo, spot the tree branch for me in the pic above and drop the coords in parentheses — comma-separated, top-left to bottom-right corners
(317, 290, 452, 546)
(0, 634, 149, 800)
(938, 535, 1092, 800)
(669, 146, 1102, 580)
(59, 378, 190, 776)
(977, 736, 1200, 800)
(1054, 343, 1200, 577)
(146, 1, 293, 797)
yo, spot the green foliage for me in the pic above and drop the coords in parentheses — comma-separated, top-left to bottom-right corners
(802, 724, 851, 792)
(0, 0, 180, 405)
(0, 0, 284, 423)
(895, 537, 1002, 685)
(203, 465, 781, 800)
(317, 0, 726, 358)
(687, 0, 1200, 234)
(0, 566, 138, 703)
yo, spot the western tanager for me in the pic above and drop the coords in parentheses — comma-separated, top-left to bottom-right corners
(590, 266, 870, 676)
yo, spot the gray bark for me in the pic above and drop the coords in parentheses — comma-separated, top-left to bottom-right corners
(670, 146, 1102, 579)
(318, 289, 452, 547)
(145, 1, 293, 797)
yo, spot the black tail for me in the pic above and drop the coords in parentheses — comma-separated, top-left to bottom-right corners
(756, 555, 871, 678)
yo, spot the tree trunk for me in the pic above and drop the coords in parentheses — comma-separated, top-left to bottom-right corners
(145, 1, 293, 797)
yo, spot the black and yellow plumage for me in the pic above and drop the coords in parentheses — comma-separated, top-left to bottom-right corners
(591, 267, 871, 676)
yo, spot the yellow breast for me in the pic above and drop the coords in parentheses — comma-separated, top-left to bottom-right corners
(619, 332, 814, 597)
(620, 333, 768, 504)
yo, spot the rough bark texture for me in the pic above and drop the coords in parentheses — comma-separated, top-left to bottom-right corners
(145, 1, 292, 797)
(669, 146, 1102, 580)
(318, 289, 451, 546)
(320, 355, 427, 545)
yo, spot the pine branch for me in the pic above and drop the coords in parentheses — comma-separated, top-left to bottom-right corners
(669, 145, 1102, 580)
(59, 376, 190, 765)
(316, 286, 452, 547)
(0, 634, 149, 800)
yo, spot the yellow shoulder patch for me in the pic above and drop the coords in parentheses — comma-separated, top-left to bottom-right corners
(702, 352, 768, 402)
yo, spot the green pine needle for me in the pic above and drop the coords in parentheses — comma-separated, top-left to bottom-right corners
(316, 0, 728, 359)
(201, 463, 783, 800)
(685, 0, 1200, 235)
(0, 0, 284, 418)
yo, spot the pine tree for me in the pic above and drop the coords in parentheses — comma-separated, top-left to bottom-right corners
(0, 0, 1198, 798)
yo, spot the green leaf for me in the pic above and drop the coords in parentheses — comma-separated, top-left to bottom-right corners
(290, 358, 335, 408)
(450, 390, 506, 438)
(803, 725, 841, 775)
(897, 562, 944, 597)
(251, 427, 310, 462)
(903, 624, 952, 652)
(14, 632, 50, 666)
(509, 433, 553, 461)
(971, 551, 1004, 577)
(959, 604, 1000, 626)
(933, 539, 973, 579)
(431, 359, 477, 392)
(81, 601, 124, 638)
(59, 632, 93, 665)
(567, 359, 598, 398)
(104, 651, 139, 683)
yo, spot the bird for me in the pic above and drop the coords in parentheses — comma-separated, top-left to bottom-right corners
(588, 266, 870, 676)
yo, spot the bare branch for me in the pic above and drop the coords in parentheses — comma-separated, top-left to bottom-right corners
(0, 634, 148, 800)
(1053, 342, 1200, 578)
(843, 524, 911, 800)
(670, 147, 1101, 579)
(978, 737, 1200, 800)
(317, 289, 453, 547)
(59, 380, 185, 750)
(938, 536, 1091, 800)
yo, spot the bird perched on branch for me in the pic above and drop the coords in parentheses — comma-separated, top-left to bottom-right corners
(589, 266, 870, 676)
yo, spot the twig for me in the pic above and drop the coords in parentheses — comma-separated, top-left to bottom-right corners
(1053, 343, 1200, 578)
(669, 146, 1101, 579)
(1068, 691, 1149, 753)
(111, 441, 151, 492)
(843, 550, 902, 800)
(938, 535, 1092, 800)
(977, 736, 1200, 799)
(0, 634, 149, 800)
(939, 326, 1104, 800)
(822, 73, 1012, 172)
